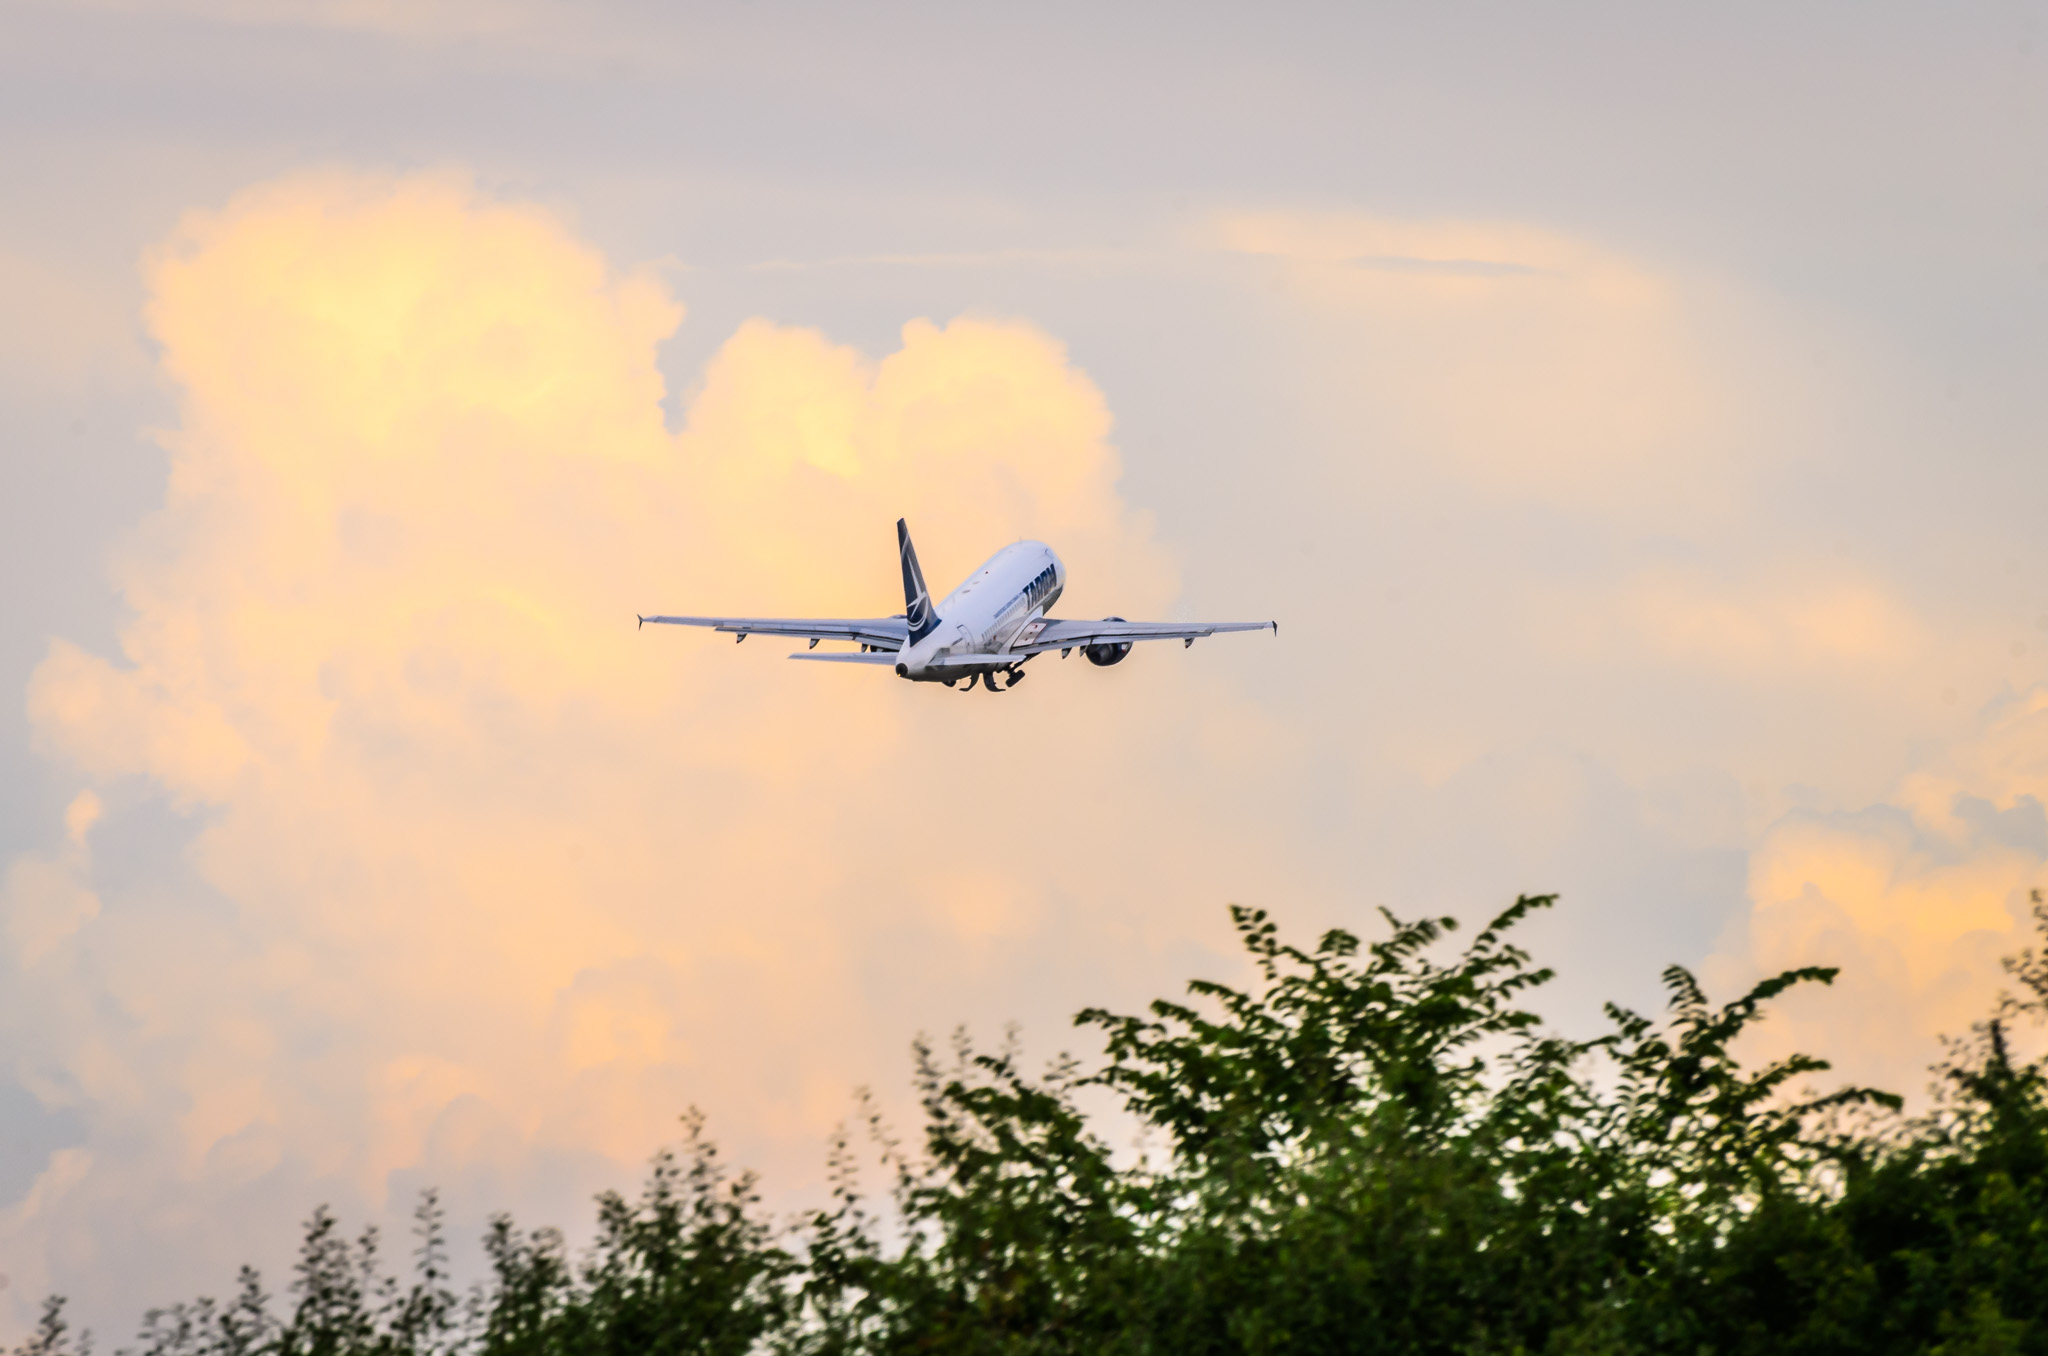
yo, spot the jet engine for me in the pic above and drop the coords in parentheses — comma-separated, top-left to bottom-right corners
(1084, 618, 1132, 667)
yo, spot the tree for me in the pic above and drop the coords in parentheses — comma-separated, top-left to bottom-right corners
(42, 890, 2048, 1355)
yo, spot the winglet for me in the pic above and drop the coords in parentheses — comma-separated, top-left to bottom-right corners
(1272, 620, 1278, 635)
(897, 518, 942, 645)
(637, 614, 644, 630)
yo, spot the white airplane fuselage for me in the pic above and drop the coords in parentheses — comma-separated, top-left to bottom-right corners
(895, 541, 1065, 682)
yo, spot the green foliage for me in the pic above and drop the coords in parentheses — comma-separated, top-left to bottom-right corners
(472, 1110, 795, 1356)
(12, 1297, 87, 1356)
(29, 892, 2048, 1355)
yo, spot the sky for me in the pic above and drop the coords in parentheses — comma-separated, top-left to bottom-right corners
(1, 0, 2046, 1337)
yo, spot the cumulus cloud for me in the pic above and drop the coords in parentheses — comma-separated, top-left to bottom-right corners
(1706, 687, 2048, 1098)
(0, 170, 1281, 1332)
(2, 794, 101, 972)
(1205, 202, 2048, 1106)
(7, 169, 2025, 1340)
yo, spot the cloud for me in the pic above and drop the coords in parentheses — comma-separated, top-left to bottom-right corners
(1536, 561, 1931, 695)
(1, 794, 101, 969)
(1705, 687, 2048, 1098)
(0, 169, 1272, 1332)
(0, 248, 143, 397)
(46, 0, 562, 40)
(1209, 210, 1724, 512)
(1205, 206, 2048, 1103)
(6, 169, 2020, 1341)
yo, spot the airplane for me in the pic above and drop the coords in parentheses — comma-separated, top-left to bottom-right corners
(638, 519, 1275, 692)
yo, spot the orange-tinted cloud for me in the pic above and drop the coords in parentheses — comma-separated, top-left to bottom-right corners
(10, 171, 2015, 1338)
(1, 169, 1261, 1324)
(1706, 688, 2048, 1096)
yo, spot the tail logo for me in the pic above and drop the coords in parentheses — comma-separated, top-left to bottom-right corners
(897, 518, 941, 644)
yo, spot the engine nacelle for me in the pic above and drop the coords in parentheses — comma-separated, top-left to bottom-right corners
(1084, 617, 1131, 667)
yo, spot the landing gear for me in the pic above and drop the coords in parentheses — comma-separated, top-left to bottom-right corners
(947, 664, 1027, 692)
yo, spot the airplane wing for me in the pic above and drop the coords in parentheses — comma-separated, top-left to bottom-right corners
(638, 615, 909, 651)
(1006, 617, 1276, 656)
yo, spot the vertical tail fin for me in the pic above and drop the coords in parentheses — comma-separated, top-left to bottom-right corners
(897, 518, 941, 644)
